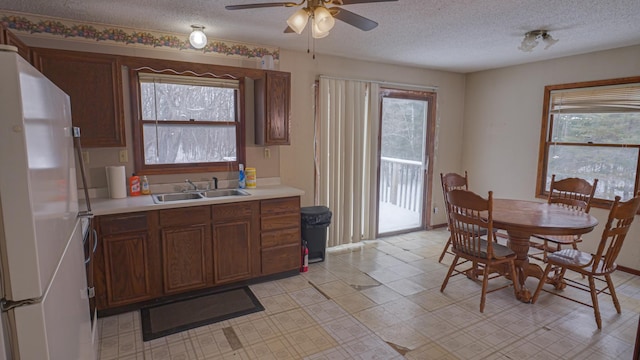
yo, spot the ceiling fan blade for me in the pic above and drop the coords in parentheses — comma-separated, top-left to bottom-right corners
(225, 2, 299, 10)
(331, 0, 398, 4)
(331, 7, 378, 31)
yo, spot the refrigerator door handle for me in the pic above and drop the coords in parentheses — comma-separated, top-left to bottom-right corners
(73, 127, 92, 214)
(1, 297, 40, 312)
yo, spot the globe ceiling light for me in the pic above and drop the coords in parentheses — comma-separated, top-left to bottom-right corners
(287, 8, 309, 34)
(311, 19, 330, 39)
(313, 6, 335, 33)
(189, 25, 207, 49)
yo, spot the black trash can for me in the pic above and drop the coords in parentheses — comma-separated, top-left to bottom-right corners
(301, 206, 332, 263)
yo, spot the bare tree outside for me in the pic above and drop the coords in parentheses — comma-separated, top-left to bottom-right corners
(547, 113, 640, 200)
(140, 80, 238, 165)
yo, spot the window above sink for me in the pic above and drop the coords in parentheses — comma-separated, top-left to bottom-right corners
(129, 66, 247, 175)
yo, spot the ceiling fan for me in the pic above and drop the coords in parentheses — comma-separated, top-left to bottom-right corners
(225, 0, 398, 38)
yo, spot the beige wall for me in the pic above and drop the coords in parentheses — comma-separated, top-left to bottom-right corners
(21, 35, 467, 221)
(463, 45, 640, 269)
(277, 50, 467, 211)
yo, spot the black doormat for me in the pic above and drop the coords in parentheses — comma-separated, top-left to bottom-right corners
(141, 286, 264, 341)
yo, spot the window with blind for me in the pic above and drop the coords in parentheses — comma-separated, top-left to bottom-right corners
(536, 77, 640, 206)
(130, 69, 245, 174)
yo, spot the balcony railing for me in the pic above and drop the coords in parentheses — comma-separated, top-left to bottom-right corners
(379, 156, 423, 213)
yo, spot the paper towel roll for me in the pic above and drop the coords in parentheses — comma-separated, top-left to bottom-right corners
(106, 166, 127, 199)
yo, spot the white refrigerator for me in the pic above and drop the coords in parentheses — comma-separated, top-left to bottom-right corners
(0, 45, 96, 359)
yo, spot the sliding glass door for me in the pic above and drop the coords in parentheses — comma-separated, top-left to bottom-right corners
(377, 89, 435, 236)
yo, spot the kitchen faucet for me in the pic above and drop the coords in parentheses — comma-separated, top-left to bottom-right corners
(185, 179, 198, 192)
(210, 177, 218, 190)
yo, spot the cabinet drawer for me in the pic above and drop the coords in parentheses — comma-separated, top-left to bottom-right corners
(261, 197, 300, 215)
(261, 227, 300, 248)
(213, 201, 258, 222)
(261, 213, 300, 231)
(99, 213, 148, 235)
(261, 244, 300, 275)
(159, 206, 210, 226)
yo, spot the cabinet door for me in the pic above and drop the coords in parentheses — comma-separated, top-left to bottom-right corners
(161, 224, 212, 294)
(212, 202, 259, 283)
(95, 212, 160, 310)
(31, 48, 125, 147)
(102, 231, 155, 307)
(159, 206, 213, 294)
(255, 71, 291, 145)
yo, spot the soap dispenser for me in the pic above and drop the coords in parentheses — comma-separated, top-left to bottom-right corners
(238, 164, 246, 189)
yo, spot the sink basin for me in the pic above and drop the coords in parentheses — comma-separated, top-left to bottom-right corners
(201, 189, 250, 198)
(153, 192, 203, 203)
(152, 189, 250, 203)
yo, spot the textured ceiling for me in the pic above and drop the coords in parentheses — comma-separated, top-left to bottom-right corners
(1, 0, 640, 73)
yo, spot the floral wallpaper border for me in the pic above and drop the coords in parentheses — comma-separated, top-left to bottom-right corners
(0, 12, 279, 60)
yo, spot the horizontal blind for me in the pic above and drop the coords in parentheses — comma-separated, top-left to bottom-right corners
(550, 83, 640, 114)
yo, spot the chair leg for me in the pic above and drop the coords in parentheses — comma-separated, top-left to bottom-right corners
(588, 275, 602, 330)
(605, 274, 621, 314)
(531, 262, 554, 304)
(479, 261, 490, 313)
(438, 237, 452, 263)
(440, 254, 459, 292)
(509, 260, 520, 297)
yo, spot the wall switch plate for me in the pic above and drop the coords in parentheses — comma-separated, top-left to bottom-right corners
(119, 149, 128, 163)
(264, 148, 271, 159)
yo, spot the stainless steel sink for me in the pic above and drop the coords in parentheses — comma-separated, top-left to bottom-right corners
(152, 192, 203, 203)
(152, 189, 250, 203)
(201, 189, 250, 198)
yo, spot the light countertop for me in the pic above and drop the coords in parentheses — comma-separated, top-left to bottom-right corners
(84, 184, 304, 216)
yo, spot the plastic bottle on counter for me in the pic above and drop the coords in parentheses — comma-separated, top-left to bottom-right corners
(246, 167, 257, 188)
(141, 175, 151, 195)
(129, 173, 141, 196)
(238, 164, 246, 189)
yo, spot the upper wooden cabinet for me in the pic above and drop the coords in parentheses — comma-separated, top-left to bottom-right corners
(255, 70, 291, 145)
(0, 27, 30, 62)
(31, 48, 125, 148)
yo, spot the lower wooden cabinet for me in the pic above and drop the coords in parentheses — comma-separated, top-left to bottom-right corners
(159, 206, 212, 294)
(260, 197, 301, 275)
(95, 211, 161, 310)
(212, 202, 259, 284)
(95, 196, 299, 312)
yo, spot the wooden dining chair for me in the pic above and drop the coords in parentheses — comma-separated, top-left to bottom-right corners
(438, 171, 470, 263)
(440, 189, 520, 312)
(529, 175, 599, 262)
(531, 194, 640, 329)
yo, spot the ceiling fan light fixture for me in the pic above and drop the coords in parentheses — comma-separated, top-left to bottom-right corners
(313, 7, 335, 33)
(287, 8, 309, 34)
(189, 25, 207, 49)
(312, 20, 330, 39)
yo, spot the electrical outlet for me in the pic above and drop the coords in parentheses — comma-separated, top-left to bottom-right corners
(81, 151, 89, 164)
(119, 149, 128, 163)
(264, 148, 271, 159)
(433, 206, 439, 214)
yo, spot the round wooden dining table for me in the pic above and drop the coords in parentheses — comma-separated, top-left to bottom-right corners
(491, 199, 599, 302)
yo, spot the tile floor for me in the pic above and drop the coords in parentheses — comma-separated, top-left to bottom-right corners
(97, 229, 640, 359)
